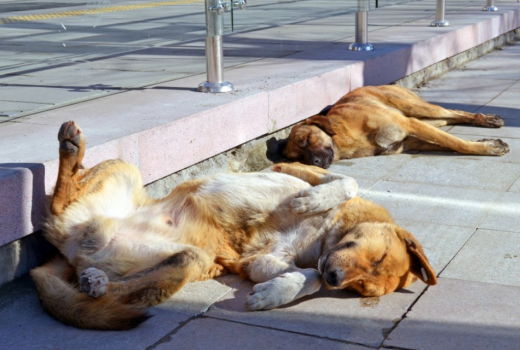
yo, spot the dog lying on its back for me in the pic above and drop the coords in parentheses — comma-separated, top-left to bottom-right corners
(31, 121, 437, 330)
(281, 85, 509, 168)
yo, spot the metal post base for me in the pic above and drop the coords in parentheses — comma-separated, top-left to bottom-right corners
(431, 20, 450, 27)
(482, 6, 498, 11)
(349, 42, 374, 51)
(198, 81, 234, 93)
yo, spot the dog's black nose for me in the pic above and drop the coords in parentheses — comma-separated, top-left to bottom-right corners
(325, 269, 345, 287)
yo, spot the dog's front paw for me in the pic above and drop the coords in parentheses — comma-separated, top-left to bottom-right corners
(80, 267, 109, 298)
(246, 274, 302, 311)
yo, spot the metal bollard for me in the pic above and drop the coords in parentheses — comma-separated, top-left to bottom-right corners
(198, 0, 246, 93)
(349, 0, 373, 51)
(431, 0, 449, 27)
(482, 0, 498, 11)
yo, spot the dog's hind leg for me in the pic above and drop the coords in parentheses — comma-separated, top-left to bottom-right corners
(402, 118, 509, 156)
(51, 121, 88, 216)
(79, 247, 213, 307)
(390, 90, 504, 128)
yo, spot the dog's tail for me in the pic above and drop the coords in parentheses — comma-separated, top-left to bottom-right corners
(30, 258, 150, 330)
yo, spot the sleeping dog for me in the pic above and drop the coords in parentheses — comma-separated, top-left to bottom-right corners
(282, 85, 509, 168)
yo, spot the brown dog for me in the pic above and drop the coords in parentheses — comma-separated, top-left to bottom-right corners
(30, 121, 436, 330)
(282, 85, 509, 168)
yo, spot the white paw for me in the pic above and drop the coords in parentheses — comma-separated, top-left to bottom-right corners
(246, 274, 302, 310)
(80, 267, 108, 298)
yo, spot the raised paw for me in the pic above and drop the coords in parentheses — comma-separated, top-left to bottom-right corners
(58, 121, 84, 154)
(477, 138, 510, 156)
(474, 114, 505, 128)
(80, 267, 109, 298)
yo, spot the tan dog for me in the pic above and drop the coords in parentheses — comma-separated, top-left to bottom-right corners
(282, 85, 509, 168)
(31, 121, 437, 330)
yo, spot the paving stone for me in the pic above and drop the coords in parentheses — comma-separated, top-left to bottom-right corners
(156, 317, 368, 350)
(449, 121, 520, 140)
(0, 100, 51, 117)
(442, 51, 520, 81)
(161, 274, 243, 316)
(328, 154, 413, 181)
(416, 78, 515, 113)
(509, 177, 520, 192)
(206, 279, 426, 348)
(0, 277, 188, 350)
(479, 192, 520, 232)
(360, 181, 501, 227)
(441, 229, 520, 286)
(387, 156, 520, 191)
(385, 278, 520, 350)
(394, 220, 475, 274)
(351, 176, 381, 196)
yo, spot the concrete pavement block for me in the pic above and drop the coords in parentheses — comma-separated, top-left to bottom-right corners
(441, 229, 520, 287)
(160, 274, 243, 316)
(328, 154, 413, 181)
(416, 78, 516, 112)
(479, 192, 520, 232)
(361, 181, 502, 227)
(206, 279, 426, 348)
(509, 177, 520, 192)
(384, 278, 520, 350)
(156, 317, 369, 350)
(387, 157, 520, 191)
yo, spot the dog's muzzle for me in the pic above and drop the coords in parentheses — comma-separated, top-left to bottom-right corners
(307, 147, 334, 169)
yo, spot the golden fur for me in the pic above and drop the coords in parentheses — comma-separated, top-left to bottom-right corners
(31, 121, 437, 330)
(282, 85, 509, 168)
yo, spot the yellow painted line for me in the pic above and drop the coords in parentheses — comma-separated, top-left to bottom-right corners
(0, 0, 204, 25)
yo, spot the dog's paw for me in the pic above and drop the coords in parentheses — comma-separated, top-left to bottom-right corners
(474, 114, 505, 128)
(58, 121, 84, 154)
(246, 274, 302, 311)
(477, 138, 510, 156)
(80, 267, 109, 298)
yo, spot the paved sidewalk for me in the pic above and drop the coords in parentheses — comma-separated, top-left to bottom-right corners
(1, 37, 519, 350)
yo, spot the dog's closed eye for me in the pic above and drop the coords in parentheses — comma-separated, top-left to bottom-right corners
(297, 137, 309, 148)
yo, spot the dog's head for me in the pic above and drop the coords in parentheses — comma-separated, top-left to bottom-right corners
(283, 115, 336, 169)
(318, 222, 436, 296)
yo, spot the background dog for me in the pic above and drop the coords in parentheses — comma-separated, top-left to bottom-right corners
(281, 85, 509, 168)
(31, 121, 436, 330)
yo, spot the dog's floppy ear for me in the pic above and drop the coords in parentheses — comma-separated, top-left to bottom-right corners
(396, 228, 437, 286)
(304, 115, 336, 136)
(266, 137, 289, 161)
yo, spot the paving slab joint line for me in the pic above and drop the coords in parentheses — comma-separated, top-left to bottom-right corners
(203, 314, 377, 349)
(145, 315, 201, 350)
(382, 345, 418, 350)
(380, 284, 432, 348)
(436, 227, 478, 277)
